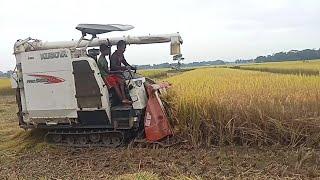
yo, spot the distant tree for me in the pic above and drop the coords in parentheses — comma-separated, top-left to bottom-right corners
(255, 56, 267, 63)
(136, 60, 226, 70)
(254, 48, 320, 62)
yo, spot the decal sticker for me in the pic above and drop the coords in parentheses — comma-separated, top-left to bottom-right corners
(27, 74, 65, 84)
(40, 50, 68, 60)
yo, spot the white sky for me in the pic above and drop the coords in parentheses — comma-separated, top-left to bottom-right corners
(0, 0, 320, 71)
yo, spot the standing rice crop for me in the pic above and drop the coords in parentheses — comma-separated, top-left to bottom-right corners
(165, 68, 320, 147)
(0, 78, 14, 96)
(138, 69, 169, 79)
(238, 60, 320, 75)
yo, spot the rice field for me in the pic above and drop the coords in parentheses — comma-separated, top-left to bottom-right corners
(138, 68, 196, 80)
(164, 68, 320, 147)
(0, 78, 14, 96)
(2, 66, 320, 148)
(1, 68, 320, 178)
(138, 69, 169, 79)
(237, 60, 320, 75)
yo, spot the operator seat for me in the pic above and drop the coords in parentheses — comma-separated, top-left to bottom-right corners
(87, 48, 100, 62)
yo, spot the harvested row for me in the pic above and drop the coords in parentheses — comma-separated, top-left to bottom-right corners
(164, 68, 320, 147)
(236, 60, 320, 76)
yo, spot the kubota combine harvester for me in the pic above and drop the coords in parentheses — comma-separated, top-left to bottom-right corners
(11, 24, 183, 147)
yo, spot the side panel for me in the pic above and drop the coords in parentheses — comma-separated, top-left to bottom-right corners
(73, 60, 102, 109)
(20, 49, 77, 119)
(128, 77, 148, 109)
(72, 58, 111, 121)
(77, 111, 110, 126)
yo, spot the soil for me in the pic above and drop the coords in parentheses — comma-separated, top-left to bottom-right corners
(2, 145, 320, 179)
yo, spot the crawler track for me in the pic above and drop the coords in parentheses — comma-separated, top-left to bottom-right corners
(45, 129, 125, 147)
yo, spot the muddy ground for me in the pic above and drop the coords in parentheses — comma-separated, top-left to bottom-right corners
(1, 95, 320, 179)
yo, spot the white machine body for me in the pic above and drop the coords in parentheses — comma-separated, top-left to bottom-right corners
(11, 24, 182, 127)
(14, 48, 113, 125)
(127, 77, 148, 109)
(22, 49, 77, 119)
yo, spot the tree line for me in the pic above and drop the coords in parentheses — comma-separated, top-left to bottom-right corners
(254, 48, 320, 63)
(0, 70, 13, 77)
(136, 60, 225, 69)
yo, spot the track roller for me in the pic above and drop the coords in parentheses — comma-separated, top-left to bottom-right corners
(45, 129, 124, 147)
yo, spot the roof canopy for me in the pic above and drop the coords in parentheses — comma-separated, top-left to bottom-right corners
(75, 24, 134, 35)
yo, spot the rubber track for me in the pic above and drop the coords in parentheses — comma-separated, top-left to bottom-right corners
(45, 129, 125, 148)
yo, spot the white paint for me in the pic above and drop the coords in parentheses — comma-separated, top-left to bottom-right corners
(20, 49, 78, 119)
(128, 77, 148, 109)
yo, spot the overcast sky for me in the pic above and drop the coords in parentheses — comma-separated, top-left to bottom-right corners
(0, 0, 320, 71)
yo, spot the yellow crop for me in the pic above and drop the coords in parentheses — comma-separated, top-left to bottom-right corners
(0, 78, 14, 95)
(239, 60, 320, 75)
(164, 68, 320, 147)
(138, 69, 168, 79)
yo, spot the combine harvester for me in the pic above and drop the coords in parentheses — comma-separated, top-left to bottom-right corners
(11, 24, 183, 147)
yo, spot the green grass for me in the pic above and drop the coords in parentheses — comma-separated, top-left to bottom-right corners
(236, 60, 320, 75)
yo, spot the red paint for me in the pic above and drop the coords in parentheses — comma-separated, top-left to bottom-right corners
(29, 74, 65, 84)
(144, 84, 173, 142)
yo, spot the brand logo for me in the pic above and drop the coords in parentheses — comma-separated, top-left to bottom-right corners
(27, 74, 65, 84)
(40, 51, 68, 60)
